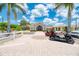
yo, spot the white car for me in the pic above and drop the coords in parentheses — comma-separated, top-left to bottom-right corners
(69, 30, 79, 38)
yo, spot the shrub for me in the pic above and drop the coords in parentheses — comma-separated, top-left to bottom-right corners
(16, 26, 22, 31)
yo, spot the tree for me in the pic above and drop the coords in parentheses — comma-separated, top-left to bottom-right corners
(20, 19, 27, 30)
(0, 22, 8, 32)
(20, 19, 30, 30)
(55, 3, 74, 33)
(10, 24, 18, 31)
(0, 16, 4, 32)
(0, 3, 26, 32)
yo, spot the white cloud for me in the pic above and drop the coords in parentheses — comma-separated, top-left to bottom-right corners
(56, 7, 68, 18)
(43, 10, 49, 16)
(72, 9, 79, 19)
(26, 10, 31, 14)
(46, 3, 55, 9)
(43, 18, 52, 23)
(24, 3, 28, 9)
(31, 9, 42, 17)
(56, 8, 68, 18)
(74, 4, 79, 7)
(54, 23, 66, 27)
(71, 20, 79, 26)
(43, 17, 66, 26)
(30, 9, 41, 22)
(22, 15, 29, 22)
(43, 18, 58, 26)
(77, 19, 79, 23)
(24, 4, 31, 15)
(30, 4, 50, 22)
(35, 4, 47, 11)
(30, 15, 35, 21)
(71, 21, 76, 25)
(22, 15, 26, 19)
(17, 20, 21, 23)
(0, 16, 2, 19)
(30, 4, 49, 19)
(72, 14, 79, 19)
(72, 9, 76, 17)
(53, 18, 59, 22)
(50, 21, 57, 25)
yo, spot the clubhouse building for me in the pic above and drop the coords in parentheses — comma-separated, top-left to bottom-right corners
(30, 22, 78, 31)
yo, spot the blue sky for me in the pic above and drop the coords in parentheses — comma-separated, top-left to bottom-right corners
(0, 3, 79, 26)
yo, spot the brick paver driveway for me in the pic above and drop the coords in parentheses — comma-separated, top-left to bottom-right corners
(0, 31, 79, 56)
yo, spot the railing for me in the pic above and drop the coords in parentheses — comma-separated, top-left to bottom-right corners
(0, 31, 34, 41)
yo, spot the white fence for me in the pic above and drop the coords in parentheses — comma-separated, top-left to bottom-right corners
(0, 31, 34, 41)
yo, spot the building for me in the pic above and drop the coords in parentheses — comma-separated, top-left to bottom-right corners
(46, 26, 67, 31)
(30, 22, 78, 31)
(30, 22, 67, 31)
(30, 22, 46, 31)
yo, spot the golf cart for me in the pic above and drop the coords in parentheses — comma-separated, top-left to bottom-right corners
(45, 29, 74, 44)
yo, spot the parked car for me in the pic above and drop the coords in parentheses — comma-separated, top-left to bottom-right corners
(69, 30, 79, 38)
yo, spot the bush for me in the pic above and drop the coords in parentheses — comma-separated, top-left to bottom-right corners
(16, 26, 22, 31)
(0, 22, 7, 32)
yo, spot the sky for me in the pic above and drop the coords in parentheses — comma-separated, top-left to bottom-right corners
(0, 3, 79, 26)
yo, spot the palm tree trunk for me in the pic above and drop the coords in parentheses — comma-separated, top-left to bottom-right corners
(67, 6, 71, 33)
(2, 17, 4, 33)
(7, 3, 11, 32)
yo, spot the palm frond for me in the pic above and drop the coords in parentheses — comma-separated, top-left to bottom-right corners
(13, 4, 26, 14)
(12, 8, 17, 20)
(64, 3, 74, 10)
(0, 4, 6, 12)
(54, 3, 63, 9)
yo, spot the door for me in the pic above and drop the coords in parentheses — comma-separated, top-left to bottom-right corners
(36, 25, 43, 31)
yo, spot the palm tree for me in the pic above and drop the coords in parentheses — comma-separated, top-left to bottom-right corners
(0, 3, 26, 32)
(55, 3, 74, 33)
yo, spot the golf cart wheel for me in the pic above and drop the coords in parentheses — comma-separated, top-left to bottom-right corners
(67, 39, 74, 44)
(49, 37, 55, 41)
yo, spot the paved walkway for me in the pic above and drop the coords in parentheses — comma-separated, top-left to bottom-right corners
(0, 32, 79, 56)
